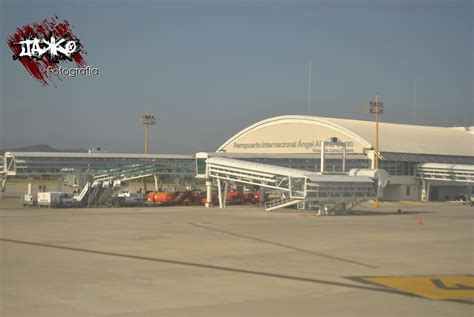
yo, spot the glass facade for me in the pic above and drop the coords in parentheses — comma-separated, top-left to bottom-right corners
(196, 158, 207, 176)
(379, 152, 474, 176)
(378, 160, 418, 176)
(3, 151, 472, 179)
(290, 177, 306, 198)
(5, 154, 196, 176)
(240, 157, 370, 173)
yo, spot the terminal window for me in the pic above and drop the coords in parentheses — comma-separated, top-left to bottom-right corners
(196, 158, 206, 175)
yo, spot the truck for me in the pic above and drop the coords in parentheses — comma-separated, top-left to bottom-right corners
(37, 192, 62, 207)
(37, 192, 75, 208)
(22, 193, 37, 207)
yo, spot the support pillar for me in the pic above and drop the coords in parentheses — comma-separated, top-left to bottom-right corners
(20, 177, 34, 205)
(1, 175, 7, 199)
(223, 182, 228, 208)
(426, 181, 431, 202)
(421, 180, 426, 202)
(320, 141, 325, 173)
(368, 150, 376, 169)
(259, 188, 265, 207)
(27, 177, 33, 196)
(56, 176, 62, 192)
(217, 178, 223, 208)
(342, 146, 346, 173)
(205, 181, 212, 208)
(468, 185, 473, 205)
(153, 175, 159, 191)
(421, 180, 431, 202)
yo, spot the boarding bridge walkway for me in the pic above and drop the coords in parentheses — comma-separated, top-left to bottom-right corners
(415, 163, 474, 183)
(415, 163, 474, 202)
(201, 156, 378, 212)
(93, 163, 162, 183)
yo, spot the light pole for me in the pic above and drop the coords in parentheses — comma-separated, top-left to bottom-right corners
(366, 94, 384, 207)
(140, 111, 156, 192)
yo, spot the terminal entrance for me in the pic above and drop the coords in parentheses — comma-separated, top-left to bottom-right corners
(429, 185, 472, 202)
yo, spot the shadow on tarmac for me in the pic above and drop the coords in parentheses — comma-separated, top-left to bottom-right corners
(0, 237, 471, 305)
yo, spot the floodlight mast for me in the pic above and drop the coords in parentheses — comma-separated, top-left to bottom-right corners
(366, 94, 384, 208)
(140, 111, 156, 192)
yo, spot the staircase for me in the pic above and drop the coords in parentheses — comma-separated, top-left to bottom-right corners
(96, 187, 115, 206)
(87, 186, 105, 207)
(264, 196, 302, 211)
(0, 174, 6, 195)
(74, 181, 91, 204)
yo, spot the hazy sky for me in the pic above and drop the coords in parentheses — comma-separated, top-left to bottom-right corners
(1, 0, 472, 153)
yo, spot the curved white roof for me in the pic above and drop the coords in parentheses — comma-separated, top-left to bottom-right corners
(218, 115, 474, 157)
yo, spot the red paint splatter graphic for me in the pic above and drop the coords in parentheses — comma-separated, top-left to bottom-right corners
(7, 16, 87, 86)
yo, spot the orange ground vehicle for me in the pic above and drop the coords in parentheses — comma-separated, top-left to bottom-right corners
(251, 191, 269, 205)
(146, 190, 265, 207)
(146, 192, 156, 203)
(226, 190, 242, 205)
(154, 192, 175, 204)
(241, 191, 258, 204)
(146, 191, 175, 205)
(199, 192, 218, 206)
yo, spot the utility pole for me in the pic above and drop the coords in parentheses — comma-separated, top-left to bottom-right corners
(140, 111, 156, 192)
(307, 60, 312, 115)
(412, 80, 416, 123)
(366, 94, 384, 208)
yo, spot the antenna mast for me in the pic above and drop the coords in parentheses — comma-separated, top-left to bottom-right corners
(307, 60, 312, 115)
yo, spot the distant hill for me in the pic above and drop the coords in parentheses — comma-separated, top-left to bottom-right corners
(0, 144, 87, 155)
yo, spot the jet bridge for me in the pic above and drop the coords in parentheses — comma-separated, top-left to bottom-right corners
(415, 163, 474, 202)
(415, 163, 474, 183)
(196, 153, 379, 213)
(73, 163, 167, 207)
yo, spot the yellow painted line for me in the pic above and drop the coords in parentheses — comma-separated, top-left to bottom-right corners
(361, 275, 474, 300)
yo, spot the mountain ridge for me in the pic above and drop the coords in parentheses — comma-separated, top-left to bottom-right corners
(0, 144, 87, 155)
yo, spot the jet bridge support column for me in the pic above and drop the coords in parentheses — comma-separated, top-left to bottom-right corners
(27, 177, 33, 196)
(153, 175, 159, 191)
(223, 182, 228, 208)
(56, 176, 62, 192)
(0, 176, 6, 199)
(342, 147, 346, 173)
(421, 180, 431, 202)
(217, 179, 223, 208)
(205, 181, 212, 208)
(217, 178, 228, 209)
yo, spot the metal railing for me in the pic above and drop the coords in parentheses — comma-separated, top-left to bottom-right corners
(264, 196, 302, 211)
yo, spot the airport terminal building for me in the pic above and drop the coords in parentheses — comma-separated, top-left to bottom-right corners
(2, 115, 473, 202)
(215, 115, 474, 201)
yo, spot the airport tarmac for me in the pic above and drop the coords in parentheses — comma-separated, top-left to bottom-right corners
(0, 200, 473, 316)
